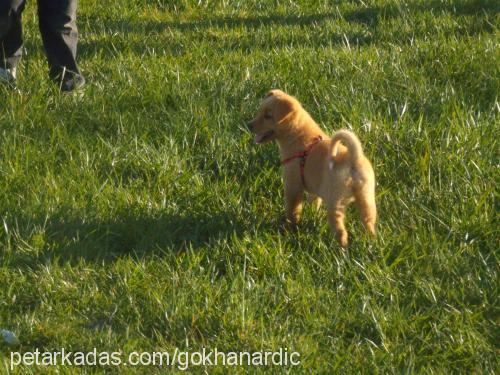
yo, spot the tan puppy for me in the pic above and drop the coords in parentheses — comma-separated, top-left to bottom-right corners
(248, 89, 376, 246)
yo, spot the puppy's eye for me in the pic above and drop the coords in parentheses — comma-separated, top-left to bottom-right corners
(264, 112, 273, 119)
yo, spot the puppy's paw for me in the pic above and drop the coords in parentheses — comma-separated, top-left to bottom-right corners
(280, 217, 298, 233)
(366, 223, 376, 236)
(336, 230, 348, 248)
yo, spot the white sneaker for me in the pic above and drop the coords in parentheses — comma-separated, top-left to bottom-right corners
(0, 67, 16, 84)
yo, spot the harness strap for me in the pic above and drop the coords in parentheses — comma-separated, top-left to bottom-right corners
(281, 136, 323, 187)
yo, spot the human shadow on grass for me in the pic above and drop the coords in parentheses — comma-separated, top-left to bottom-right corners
(81, 0, 497, 38)
(4, 208, 247, 266)
(76, 7, 389, 59)
(76, 28, 373, 60)
(77, 0, 496, 60)
(79, 7, 383, 34)
(80, 0, 498, 35)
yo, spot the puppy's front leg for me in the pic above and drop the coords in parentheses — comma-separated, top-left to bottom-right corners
(284, 182, 304, 227)
(308, 194, 322, 211)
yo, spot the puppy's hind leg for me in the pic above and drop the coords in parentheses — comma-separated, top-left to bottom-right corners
(355, 184, 377, 235)
(327, 199, 349, 247)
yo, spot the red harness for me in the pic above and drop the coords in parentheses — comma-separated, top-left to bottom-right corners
(281, 136, 323, 186)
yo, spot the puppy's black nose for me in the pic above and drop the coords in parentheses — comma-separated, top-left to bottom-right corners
(247, 121, 254, 130)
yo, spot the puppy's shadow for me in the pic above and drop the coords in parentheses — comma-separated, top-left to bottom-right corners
(4, 208, 244, 266)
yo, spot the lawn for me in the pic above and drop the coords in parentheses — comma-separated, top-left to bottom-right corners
(0, 0, 498, 373)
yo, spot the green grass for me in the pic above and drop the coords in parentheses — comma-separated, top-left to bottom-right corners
(0, 0, 498, 373)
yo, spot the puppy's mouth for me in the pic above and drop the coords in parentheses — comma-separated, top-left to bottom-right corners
(254, 130, 275, 144)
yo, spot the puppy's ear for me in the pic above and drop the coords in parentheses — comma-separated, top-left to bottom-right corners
(273, 97, 296, 125)
(266, 89, 285, 98)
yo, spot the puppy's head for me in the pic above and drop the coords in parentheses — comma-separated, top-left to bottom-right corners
(248, 90, 300, 144)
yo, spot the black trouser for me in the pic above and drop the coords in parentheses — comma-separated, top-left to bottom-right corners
(0, 0, 80, 79)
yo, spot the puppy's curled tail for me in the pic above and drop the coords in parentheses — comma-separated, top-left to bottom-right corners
(329, 129, 364, 169)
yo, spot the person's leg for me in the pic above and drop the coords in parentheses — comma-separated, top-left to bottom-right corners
(0, 0, 26, 79)
(37, 0, 84, 90)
